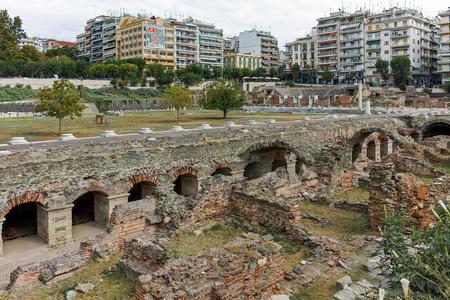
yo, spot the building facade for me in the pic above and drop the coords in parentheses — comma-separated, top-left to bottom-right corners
(17, 37, 45, 53)
(76, 15, 120, 63)
(239, 29, 278, 70)
(184, 17, 223, 70)
(439, 8, 450, 84)
(223, 51, 261, 70)
(284, 32, 316, 83)
(171, 20, 199, 69)
(116, 17, 176, 69)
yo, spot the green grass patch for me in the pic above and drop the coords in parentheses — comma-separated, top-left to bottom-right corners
(290, 275, 341, 300)
(0, 110, 324, 143)
(165, 224, 243, 258)
(298, 200, 373, 240)
(335, 186, 370, 203)
(417, 176, 437, 185)
(0, 86, 39, 102)
(1, 252, 134, 300)
(433, 162, 450, 174)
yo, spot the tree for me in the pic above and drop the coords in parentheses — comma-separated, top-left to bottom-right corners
(305, 63, 318, 84)
(276, 65, 284, 80)
(118, 63, 138, 81)
(0, 10, 26, 61)
(23, 61, 43, 78)
(105, 63, 119, 79)
(252, 67, 267, 78)
(157, 70, 175, 86)
(291, 64, 301, 82)
(45, 46, 80, 61)
(242, 67, 252, 78)
(212, 67, 222, 79)
(35, 79, 86, 134)
(0, 59, 23, 77)
(375, 58, 390, 83)
(146, 63, 164, 79)
(202, 68, 212, 80)
(15, 45, 43, 62)
(390, 56, 411, 86)
(321, 68, 333, 84)
(162, 85, 193, 123)
(232, 67, 242, 80)
(60, 60, 76, 78)
(223, 66, 233, 79)
(200, 79, 246, 119)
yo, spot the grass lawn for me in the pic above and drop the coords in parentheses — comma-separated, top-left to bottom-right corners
(0, 110, 324, 144)
(335, 186, 370, 203)
(298, 200, 373, 240)
(1, 252, 135, 300)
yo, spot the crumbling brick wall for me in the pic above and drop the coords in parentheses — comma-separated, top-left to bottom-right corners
(134, 236, 284, 300)
(368, 163, 450, 230)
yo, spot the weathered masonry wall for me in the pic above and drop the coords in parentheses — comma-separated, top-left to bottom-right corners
(0, 117, 401, 252)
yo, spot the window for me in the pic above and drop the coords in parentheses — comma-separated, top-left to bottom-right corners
(385, 50, 389, 54)
(394, 22, 397, 27)
(385, 41, 389, 45)
(403, 21, 407, 26)
(368, 26, 372, 30)
(384, 33, 389, 36)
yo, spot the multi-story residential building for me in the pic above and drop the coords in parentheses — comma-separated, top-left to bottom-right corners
(365, 8, 440, 86)
(238, 29, 278, 70)
(284, 31, 316, 83)
(116, 17, 176, 69)
(339, 10, 366, 84)
(223, 51, 261, 70)
(183, 17, 223, 70)
(76, 15, 119, 63)
(45, 39, 76, 52)
(316, 11, 344, 77)
(438, 8, 450, 84)
(223, 38, 232, 51)
(17, 37, 44, 53)
(170, 20, 199, 69)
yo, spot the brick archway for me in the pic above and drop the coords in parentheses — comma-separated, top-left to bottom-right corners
(72, 182, 108, 202)
(419, 118, 450, 140)
(211, 162, 234, 175)
(0, 192, 47, 218)
(349, 127, 398, 148)
(129, 174, 160, 188)
(170, 167, 199, 182)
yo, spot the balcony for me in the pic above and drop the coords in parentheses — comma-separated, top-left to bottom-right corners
(317, 44, 337, 50)
(318, 36, 337, 42)
(317, 21, 338, 28)
(341, 35, 362, 41)
(391, 43, 409, 48)
(341, 52, 362, 57)
(341, 44, 363, 49)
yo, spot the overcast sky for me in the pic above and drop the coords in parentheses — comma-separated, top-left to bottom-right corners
(4, 0, 446, 48)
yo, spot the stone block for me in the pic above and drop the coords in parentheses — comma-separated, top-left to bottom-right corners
(337, 275, 353, 289)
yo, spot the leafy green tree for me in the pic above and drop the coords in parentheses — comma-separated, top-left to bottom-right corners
(182, 72, 202, 86)
(0, 59, 23, 77)
(252, 67, 266, 78)
(35, 79, 86, 133)
(157, 70, 175, 86)
(146, 63, 165, 79)
(202, 68, 212, 80)
(212, 67, 222, 79)
(241, 67, 252, 78)
(122, 58, 146, 76)
(45, 46, 80, 61)
(375, 58, 390, 82)
(232, 67, 242, 80)
(15, 45, 43, 62)
(89, 63, 105, 79)
(186, 62, 203, 75)
(291, 64, 301, 82)
(23, 61, 43, 78)
(390, 56, 411, 86)
(200, 79, 246, 119)
(223, 67, 233, 80)
(105, 64, 119, 78)
(119, 63, 138, 81)
(277, 65, 284, 80)
(162, 85, 193, 123)
(321, 68, 333, 83)
(305, 63, 318, 84)
(60, 60, 76, 78)
(0, 10, 26, 61)
(269, 67, 276, 77)
(75, 59, 89, 78)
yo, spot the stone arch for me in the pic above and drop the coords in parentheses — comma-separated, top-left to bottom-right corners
(240, 140, 296, 161)
(349, 127, 397, 148)
(71, 182, 109, 203)
(419, 118, 450, 140)
(211, 162, 234, 177)
(128, 173, 160, 202)
(0, 192, 47, 218)
(171, 167, 199, 197)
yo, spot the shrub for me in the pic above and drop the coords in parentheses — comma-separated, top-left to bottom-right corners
(376, 201, 450, 298)
(285, 81, 295, 87)
(398, 83, 406, 91)
(15, 83, 23, 88)
(110, 78, 117, 86)
(422, 88, 432, 96)
(117, 80, 127, 89)
(130, 79, 139, 87)
(442, 82, 450, 93)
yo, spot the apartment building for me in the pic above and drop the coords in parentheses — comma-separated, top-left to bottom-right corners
(316, 11, 344, 76)
(284, 32, 316, 83)
(168, 19, 199, 69)
(238, 29, 278, 70)
(17, 37, 44, 53)
(223, 51, 261, 70)
(364, 8, 440, 86)
(116, 17, 176, 69)
(183, 17, 223, 70)
(76, 15, 120, 63)
(439, 8, 450, 84)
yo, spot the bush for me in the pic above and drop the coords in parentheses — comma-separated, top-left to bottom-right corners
(398, 83, 406, 91)
(117, 80, 127, 89)
(130, 79, 139, 87)
(422, 88, 432, 96)
(285, 81, 295, 87)
(376, 201, 450, 298)
(110, 78, 117, 86)
(442, 82, 450, 93)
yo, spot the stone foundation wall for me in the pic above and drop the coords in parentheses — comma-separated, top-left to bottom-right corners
(134, 236, 284, 300)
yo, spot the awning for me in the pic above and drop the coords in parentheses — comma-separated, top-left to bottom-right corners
(366, 40, 380, 45)
(330, 32, 336, 36)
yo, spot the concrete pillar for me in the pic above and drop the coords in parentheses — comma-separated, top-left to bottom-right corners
(358, 82, 363, 110)
(0, 217, 4, 256)
(308, 96, 312, 108)
(365, 99, 371, 115)
(314, 95, 318, 104)
(94, 193, 129, 226)
(375, 142, 381, 161)
(361, 145, 368, 158)
(38, 203, 74, 246)
(286, 161, 297, 182)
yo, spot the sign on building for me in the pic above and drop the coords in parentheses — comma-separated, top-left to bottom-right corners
(145, 23, 165, 49)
